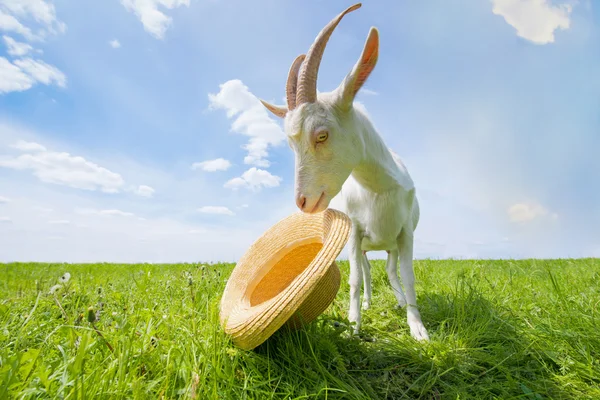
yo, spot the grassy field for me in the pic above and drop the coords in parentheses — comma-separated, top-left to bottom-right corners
(1, 259, 599, 399)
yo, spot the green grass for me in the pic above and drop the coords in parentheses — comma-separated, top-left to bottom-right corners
(1, 259, 599, 399)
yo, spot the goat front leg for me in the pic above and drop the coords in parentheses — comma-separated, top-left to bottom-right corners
(398, 229, 429, 341)
(347, 228, 363, 334)
(361, 251, 372, 310)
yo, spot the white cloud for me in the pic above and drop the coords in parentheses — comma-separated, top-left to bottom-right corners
(2, 35, 33, 56)
(0, 57, 66, 93)
(75, 208, 136, 218)
(0, 1, 66, 94)
(0, 0, 66, 40)
(224, 167, 282, 191)
(0, 196, 9, 203)
(0, 142, 125, 193)
(10, 139, 46, 152)
(0, 9, 34, 40)
(0, 216, 11, 223)
(120, 0, 190, 39)
(0, 57, 33, 92)
(197, 206, 235, 216)
(135, 184, 155, 197)
(492, 0, 573, 45)
(48, 219, 69, 224)
(508, 201, 558, 223)
(109, 39, 121, 48)
(360, 88, 378, 96)
(14, 57, 66, 85)
(208, 79, 286, 168)
(191, 158, 232, 172)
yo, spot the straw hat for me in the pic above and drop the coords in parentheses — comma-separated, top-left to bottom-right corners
(219, 208, 352, 350)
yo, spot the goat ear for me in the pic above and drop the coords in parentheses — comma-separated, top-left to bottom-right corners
(337, 27, 379, 110)
(260, 99, 288, 118)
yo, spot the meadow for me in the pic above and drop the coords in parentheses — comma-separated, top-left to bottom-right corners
(1, 258, 599, 399)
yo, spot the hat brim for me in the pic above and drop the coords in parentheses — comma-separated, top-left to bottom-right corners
(220, 208, 351, 350)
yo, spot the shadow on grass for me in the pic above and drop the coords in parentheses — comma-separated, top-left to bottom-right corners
(240, 278, 572, 400)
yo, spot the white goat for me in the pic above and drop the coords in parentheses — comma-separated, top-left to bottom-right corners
(259, 3, 429, 341)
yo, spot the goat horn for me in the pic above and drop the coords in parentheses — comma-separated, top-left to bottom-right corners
(296, 3, 362, 105)
(286, 54, 306, 110)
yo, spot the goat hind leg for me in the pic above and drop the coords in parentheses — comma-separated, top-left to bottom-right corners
(361, 251, 372, 310)
(385, 249, 407, 308)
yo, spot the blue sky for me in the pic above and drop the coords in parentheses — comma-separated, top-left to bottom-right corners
(0, 0, 598, 262)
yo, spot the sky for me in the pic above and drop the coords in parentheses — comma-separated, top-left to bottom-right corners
(0, 0, 598, 263)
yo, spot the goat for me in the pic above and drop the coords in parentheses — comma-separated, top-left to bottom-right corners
(259, 3, 429, 341)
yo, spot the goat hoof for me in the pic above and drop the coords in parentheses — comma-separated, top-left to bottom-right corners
(409, 323, 430, 342)
(349, 324, 361, 336)
(362, 300, 371, 310)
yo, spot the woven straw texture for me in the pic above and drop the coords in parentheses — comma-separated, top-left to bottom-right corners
(219, 208, 351, 350)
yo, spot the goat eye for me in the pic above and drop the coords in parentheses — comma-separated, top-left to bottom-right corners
(316, 131, 328, 143)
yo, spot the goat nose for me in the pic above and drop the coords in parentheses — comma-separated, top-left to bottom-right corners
(295, 194, 307, 210)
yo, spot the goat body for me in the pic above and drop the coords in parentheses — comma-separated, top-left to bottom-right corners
(328, 101, 428, 340)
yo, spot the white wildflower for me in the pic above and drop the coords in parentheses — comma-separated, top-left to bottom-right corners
(59, 272, 71, 283)
(49, 284, 62, 295)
